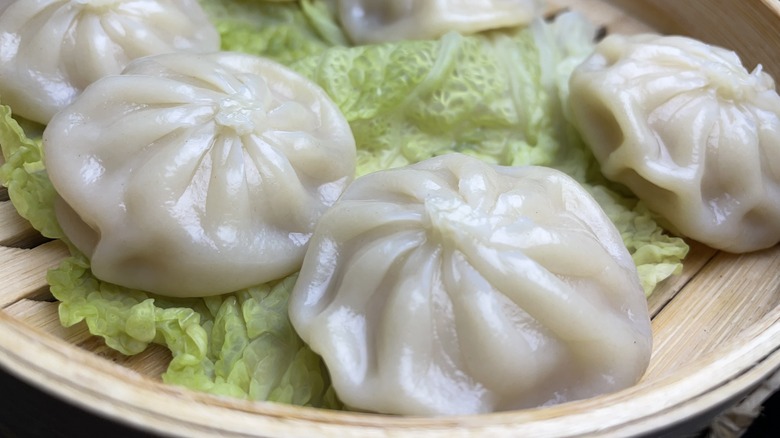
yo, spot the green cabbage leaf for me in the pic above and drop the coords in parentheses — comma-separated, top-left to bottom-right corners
(200, 0, 348, 64)
(0, 108, 62, 240)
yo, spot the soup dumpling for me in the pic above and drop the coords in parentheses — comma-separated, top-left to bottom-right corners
(568, 34, 780, 253)
(289, 153, 652, 415)
(333, 0, 543, 44)
(43, 51, 357, 297)
(0, 0, 220, 124)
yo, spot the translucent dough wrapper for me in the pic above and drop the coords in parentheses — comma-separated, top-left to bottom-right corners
(0, 0, 220, 124)
(43, 51, 357, 297)
(333, 0, 543, 44)
(289, 153, 652, 416)
(569, 34, 780, 253)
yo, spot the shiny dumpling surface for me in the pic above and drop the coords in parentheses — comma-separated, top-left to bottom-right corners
(289, 153, 652, 416)
(568, 34, 780, 253)
(333, 0, 543, 44)
(0, 0, 220, 124)
(43, 51, 357, 297)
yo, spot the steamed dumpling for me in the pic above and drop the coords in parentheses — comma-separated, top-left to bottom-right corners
(332, 0, 544, 44)
(43, 51, 357, 297)
(0, 0, 220, 124)
(289, 153, 652, 416)
(568, 34, 780, 253)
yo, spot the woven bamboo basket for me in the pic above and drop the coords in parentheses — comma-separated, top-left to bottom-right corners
(2, 0, 780, 436)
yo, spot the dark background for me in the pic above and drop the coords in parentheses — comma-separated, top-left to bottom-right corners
(1, 365, 778, 438)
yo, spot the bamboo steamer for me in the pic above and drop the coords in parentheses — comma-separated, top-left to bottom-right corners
(2, 0, 780, 436)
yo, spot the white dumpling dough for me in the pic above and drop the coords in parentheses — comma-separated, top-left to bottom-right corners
(43, 51, 357, 297)
(289, 153, 652, 416)
(569, 34, 780, 253)
(0, 0, 220, 124)
(333, 0, 544, 44)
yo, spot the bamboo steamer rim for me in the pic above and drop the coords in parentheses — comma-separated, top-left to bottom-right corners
(3, 0, 780, 436)
(1, 305, 778, 437)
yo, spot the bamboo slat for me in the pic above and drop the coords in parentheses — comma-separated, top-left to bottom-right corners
(604, 0, 780, 78)
(0, 241, 70, 308)
(0, 201, 41, 247)
(2, 0, 780, 437)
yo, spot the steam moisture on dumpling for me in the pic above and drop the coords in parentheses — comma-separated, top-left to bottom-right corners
(333, 0, 544, 44)
(43, 51, 357, 298)
(289, 153, 652, 416)
(568, 34, 780, 253)
(0, 0, 220, 124)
